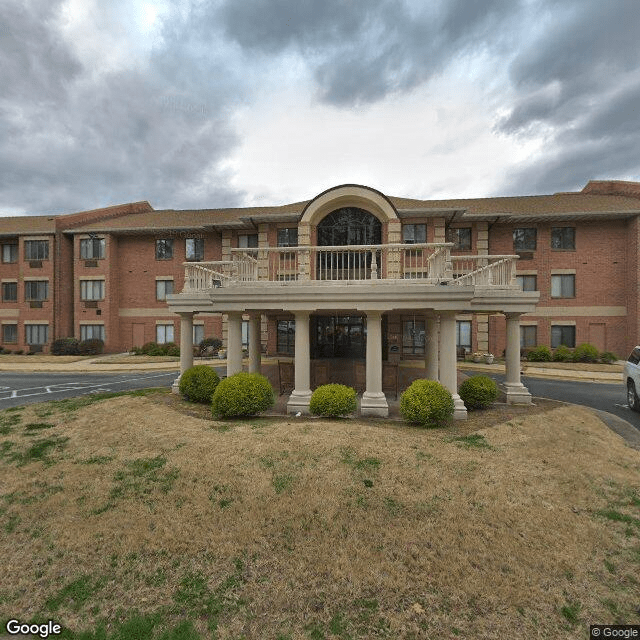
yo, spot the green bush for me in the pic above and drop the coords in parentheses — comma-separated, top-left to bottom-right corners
(572, 343, 599, 363)
(458, 375, 499, 410)
(400, 379, 454, 427)
(179, 365, 220, 403)
(51, 337, 80, 356)
(599, 351, 618, 364)
(166, 344, 180, 357)
(553, 345, 573, 362)
(211, 372, 275, 418)
(526, 346, 553, 362)
(78, 339, 104, 355)
(309, 384, 357, 417)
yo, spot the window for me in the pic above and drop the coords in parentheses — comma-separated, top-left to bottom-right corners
(80, 237, 105, 259)
(238, 234, 258, 248)
(551, 325, 576, 348)
(551, 274, 575, 298)
(551, 227, 575, 250)
(448, 227, 472, 250)
(24, 240, 49, 260)
(25, 324, 48, 345)
(156, 280, 174, 301)
(80, 325, 105, 341)
(277, 228, 298, 247)
(402, 319, 425, 356)
(2, 324, 17, 343)
(456, 320, 472, 351)
(25, 281, 48, 301)
(193, 325, 204, 346)
(156, 324, 174, 344)
(516, 275, 537, 291)
(513, 228, 536, 251)
(241, 320, 249, 349)
(2, 243, 17, 263)
(403, 224, 426, 244)
(186, 238, 204, 261)
(520, 326, 537, 348)
(277, 320, 295, 355)
(80, 280, 104, 300)
(155, 239, 174, 260)
(2, 282, 17, 302)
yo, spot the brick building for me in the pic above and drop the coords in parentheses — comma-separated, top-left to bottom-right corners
(1, 179, 639, 413)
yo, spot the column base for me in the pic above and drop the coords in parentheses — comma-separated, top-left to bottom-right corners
(360, 392, 389, 417)
(452, 393, 467, 420)
(504, 382, 532, 405)
(171, 375, 181, 394)
(287, 390, 313, 415)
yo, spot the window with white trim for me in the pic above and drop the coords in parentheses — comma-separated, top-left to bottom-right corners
(156, 324, 174, 344)
(2, 243, 17, 263)
(2, 324, 17, 343)
(80, 238, 105, 259)
(193, 325, 204, 346)
(2, 282, 17, 302)
(516, 275, 537, 291)
(25, 324, 48, 345)
(80, 325, 105, 341)
(186, 238, 204, 261)
(456, 320, 472, 351)
(156, 280, 174, 301)
(402, 224, 426, 244)
(25, 281, 48, 301)
(24, 240, 49, 260)
(238, 234, 258, 248)
(551, 274, 575, 298)
(80, 280, 104, 300)
(551, 325, 575, 348)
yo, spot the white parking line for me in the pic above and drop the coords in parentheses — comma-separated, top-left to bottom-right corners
(0, 371, 178, 403)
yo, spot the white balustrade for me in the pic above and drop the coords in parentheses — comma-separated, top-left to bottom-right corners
(183, 246, 519, 291)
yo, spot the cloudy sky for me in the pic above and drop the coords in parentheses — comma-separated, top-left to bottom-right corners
(2, 0, 639, 216)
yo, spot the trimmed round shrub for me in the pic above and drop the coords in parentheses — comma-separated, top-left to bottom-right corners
(599, 351, 618, 364)
(78, 339, 104, 355)
(553, 345, 573, 362)
(211, 372, 275, 418)
(400, 379, 454, 427)
(309, 384, 357, 418)
(526, 346, 553, 362)
(51, 337, 79, 356)
(572, 342, 599, 363)
(179, 365, 220, 403)
(458, 375, 499, 410)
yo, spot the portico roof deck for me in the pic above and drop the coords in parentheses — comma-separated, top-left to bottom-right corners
(181, 243, 520, 292)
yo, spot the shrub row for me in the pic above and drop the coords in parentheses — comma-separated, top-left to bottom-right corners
(525, 343, 617, 364)
(178, 367, 499, 424)
(131, 342, 180, 357)
(51, 338, 105, 356)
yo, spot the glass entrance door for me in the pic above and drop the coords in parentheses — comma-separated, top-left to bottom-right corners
(311, 316, 366, 359)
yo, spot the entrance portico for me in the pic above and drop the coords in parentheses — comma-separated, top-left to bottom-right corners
(166, 184, 540, 418)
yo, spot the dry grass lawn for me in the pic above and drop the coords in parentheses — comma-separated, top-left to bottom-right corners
(0, 391, 639, 639)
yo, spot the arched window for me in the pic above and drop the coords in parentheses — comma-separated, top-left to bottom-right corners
(317, 208, 381, 246)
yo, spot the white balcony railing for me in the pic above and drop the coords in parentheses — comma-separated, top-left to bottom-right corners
(181, 244, 519, 292)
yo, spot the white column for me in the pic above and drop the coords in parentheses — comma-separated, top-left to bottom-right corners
(361, 311, 388, 417)
(227, 311, 243, 376)
(504, 312, 532, 404)
(172, 312, 194, 394)
(248, 313, 262, 374)
(439, 311, 467, 419)
(287, 311, 313, 414)
(425, 313, 439, 381)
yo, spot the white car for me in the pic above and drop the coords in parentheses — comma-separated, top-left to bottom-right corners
(624, 346, 640, 411)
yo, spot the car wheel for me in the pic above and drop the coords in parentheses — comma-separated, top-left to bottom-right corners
(627, 380, 639, 412)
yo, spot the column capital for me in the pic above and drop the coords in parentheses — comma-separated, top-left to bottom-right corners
(504, 311, 523, 320)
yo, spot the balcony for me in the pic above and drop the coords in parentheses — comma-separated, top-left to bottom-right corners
(182, 243, 519, 292)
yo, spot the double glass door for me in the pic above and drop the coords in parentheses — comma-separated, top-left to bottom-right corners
(311, 316, 366, 359)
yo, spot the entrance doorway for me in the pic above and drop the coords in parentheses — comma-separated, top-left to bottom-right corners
(311, 315, 366, 359)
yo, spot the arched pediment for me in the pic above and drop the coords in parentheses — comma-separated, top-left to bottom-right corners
(300, 184, 399, 226)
